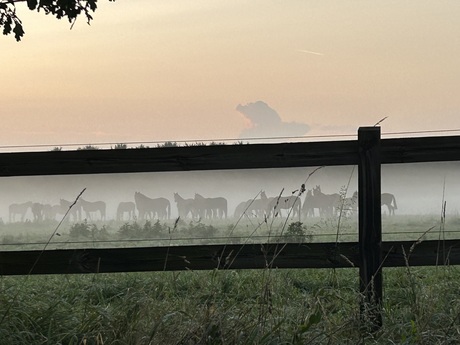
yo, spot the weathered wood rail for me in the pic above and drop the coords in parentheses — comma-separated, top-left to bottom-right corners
(2, 134, 460, 177)
(1, 240, 459, 276)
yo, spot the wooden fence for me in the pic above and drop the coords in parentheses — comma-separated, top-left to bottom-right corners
(2, 127, 460, 327)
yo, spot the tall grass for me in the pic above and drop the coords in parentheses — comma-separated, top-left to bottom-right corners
(1, 267, 460, 344)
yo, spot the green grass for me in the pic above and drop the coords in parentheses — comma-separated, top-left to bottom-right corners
(1, 266, 460, 344)
(1, 212, 459, 343)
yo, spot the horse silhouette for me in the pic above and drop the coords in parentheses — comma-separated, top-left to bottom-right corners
(332, 191, 397, 216)
(41, 204, 63, 221)
(241, 191, 274, 218)
(341, 191, 358, 216)
(194, 193, 227, 219)
(135, 192, 170, 220)
(381, 193, 398, 215)
(116, 201, 136, 221)
(31, 202, 45, 222)
(173, 193, 197, 219)
(80, 198, 106, 221)
(233, 200, 251, 219)
(60, 199, 82, 222)
(302, 189, 318, 217)
(266, 194, 302, 219)
(9, 201, 33, 222)
(311, 185, 341, 217)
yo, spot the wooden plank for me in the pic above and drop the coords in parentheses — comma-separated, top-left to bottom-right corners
(0, 242, 359, 275)
(358, 127, 383, 329)
(381, 136, 460, 164)
(1, 239, 460, 276)
(381, 240, 460, 267)
(0, 141, 359, 177)
(1, 135, 460, 177)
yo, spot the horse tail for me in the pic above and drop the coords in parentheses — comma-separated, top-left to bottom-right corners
(392, 194, 398, 210)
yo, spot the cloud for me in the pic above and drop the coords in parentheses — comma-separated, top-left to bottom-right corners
(236, 101, 310, 139)
(297, 49, 324, 56)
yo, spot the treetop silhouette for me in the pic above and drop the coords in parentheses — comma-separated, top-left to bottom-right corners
(1, 0, 113, 41)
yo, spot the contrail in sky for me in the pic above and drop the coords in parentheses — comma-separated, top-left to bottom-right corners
(298, 49, 324, 56)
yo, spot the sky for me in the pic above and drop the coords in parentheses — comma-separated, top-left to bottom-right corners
(1, 0, 460, 150)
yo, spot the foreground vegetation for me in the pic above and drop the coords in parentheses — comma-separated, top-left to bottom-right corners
(1, 212, 459, 343)
(1, 266, 460, 344)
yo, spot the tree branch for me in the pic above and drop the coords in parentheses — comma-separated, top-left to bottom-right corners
(1, 0, 113, 41)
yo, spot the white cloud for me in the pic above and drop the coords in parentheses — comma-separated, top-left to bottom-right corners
(236, 101, 310, 139)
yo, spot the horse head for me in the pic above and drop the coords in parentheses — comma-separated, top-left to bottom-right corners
(313, 185, 322, 195)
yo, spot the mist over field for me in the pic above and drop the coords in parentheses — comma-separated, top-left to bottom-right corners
(0, 162, 459, 223)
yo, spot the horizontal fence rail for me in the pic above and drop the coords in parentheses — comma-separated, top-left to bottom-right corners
(1, 135, 460, 177)
(1, 240, 459, 276)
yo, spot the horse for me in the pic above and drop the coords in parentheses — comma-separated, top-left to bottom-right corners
(311, 185, 341, 217)
(173, 193, 197, 219)
(80, 198, 106, 221)
(194, 193, 228, 219)
(233, 200, 250, 219)
(338, 190, 358, 216)
(31, 202, 44, 222)
(381, 193, 398, 215)
(134, 192, 171, 220)
(266, 194, 302, 219)
(301, 189, 318, 217)
(345, 191, 397, 215)
(116, 201, 136, 221)
(42, 204, 62, 221)
(244, 191, 273, 218)
(60, 199, 82, 222)
(9, 201, 33, 222)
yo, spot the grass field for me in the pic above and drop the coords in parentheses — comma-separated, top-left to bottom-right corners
(1, 266, 460, 344)
(1, 213, 460, 343)
(1, 213, 458, 250)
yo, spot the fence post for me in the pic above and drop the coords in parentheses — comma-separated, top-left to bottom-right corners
(358, 126, 382, 329)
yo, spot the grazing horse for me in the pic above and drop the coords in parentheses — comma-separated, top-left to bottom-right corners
(116, 201, 136, 221)
(134, 192, 171, 220)
(381, 193, 398, 215)
(243, 191, 273, 218)
(233, 200, 251, 219)
(267, 195, 302, 219)
(9, 201, 33, 222)
(60, 199, 82, 222)
(312, 185, 341, 217)
(42, 204, 62, 221)
(80, 198, 106, 221)
(173, 193, 197, 219)
(194, 193, 228, 219)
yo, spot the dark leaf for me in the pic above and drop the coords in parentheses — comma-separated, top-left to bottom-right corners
(27, 0, 38, 11)
(13, 22, 25, 41)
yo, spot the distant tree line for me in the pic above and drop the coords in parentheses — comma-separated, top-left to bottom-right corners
(51, 141, 247, 151)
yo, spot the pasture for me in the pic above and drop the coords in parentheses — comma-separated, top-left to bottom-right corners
(1, 213, 457, 251)
(1, 265, 460, 344)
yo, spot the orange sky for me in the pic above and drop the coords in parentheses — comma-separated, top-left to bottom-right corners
(1, 1, 460, 150)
